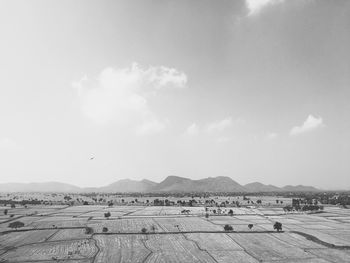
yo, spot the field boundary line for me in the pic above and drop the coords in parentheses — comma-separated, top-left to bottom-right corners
(291, 231, 350, 250)
(91, 230, 282, 236)
(182, 233, 218, 263)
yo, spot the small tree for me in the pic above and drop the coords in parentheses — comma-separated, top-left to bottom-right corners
(228, 209, 234, 216)
(224, 224, 233, 231)
(102, 227, 108, 232)
(83, 201, 89, 205)
(4, 209, 8, 215)
(248, 224, 253, 230)
(85, 227, 93, 234)
(104, 212, 111, 219)
(273, 222, 282, 232)
(150, 225, 157, 233)
(11, 204, 16, 208)
(8, 221, 25, 230)
(141, 227, 147, 233)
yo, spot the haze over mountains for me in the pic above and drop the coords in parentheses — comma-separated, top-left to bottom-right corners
(0, 176, 320, 193)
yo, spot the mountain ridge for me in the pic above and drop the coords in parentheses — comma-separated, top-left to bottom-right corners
(0, 176, 320, 193)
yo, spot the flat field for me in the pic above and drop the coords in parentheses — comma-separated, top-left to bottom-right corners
(1, 204, 350, 262)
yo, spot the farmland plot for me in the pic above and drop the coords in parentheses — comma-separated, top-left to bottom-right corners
(228, 233, 316, 261)
(144, 234, 216, 263)
(29, 218, 88, 228)
(0, 229, 57, 249)
(185, 233, 242, 251)
(129, 207, 163, 216)
(0, 239, 97, 262)
(106, 207, 141, 213)
(87, 218, 160, 233)
(293, 228, 350, 246)
(49, 228, 92, 241)
(18, 260, 93, 263)
(205, 250, 259, 263)
(155, 217, 222, 232)
(209, 216, 247, 225)
(94, 234, 150, 263)
(306, 248, 350, 262)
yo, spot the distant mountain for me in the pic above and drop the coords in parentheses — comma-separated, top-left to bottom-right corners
(0, 176, 321, 193)
(282, 185, 319, 192)
(98, 179, 157, 193)
(0, 182, 81, 193)
(151, 175, 247, 192)
(244, 182, 281, 192)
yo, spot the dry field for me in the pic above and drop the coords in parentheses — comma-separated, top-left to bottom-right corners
(1, 204, 350, 262)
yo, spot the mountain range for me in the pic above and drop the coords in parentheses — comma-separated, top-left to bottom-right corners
(0, 176, 320, 193)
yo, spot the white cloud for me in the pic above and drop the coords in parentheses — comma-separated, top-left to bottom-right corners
(136, 118, 167, 136)
(266, 132, 278, 140)
(246, 0, 285, 16)
(206, 117, 233, 133)
(216, 136, 232, 143)
(73, 63, 187, 134)
(185, 123, 199, 136)
(290, 115, 324, 136)
(0, 138, 20, 151)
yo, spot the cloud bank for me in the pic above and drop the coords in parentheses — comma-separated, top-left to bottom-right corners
(73, 63, 187, 134)
(290, 115, 324, 136)
(246, 0, 285, 16)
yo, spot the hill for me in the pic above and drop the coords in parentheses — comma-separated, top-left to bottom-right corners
(244, 182, 281, 192)
(151, 175, 247, 192)
(0, 182, 81, 193)
(0, 177, 321, 193)
(98, 179, 156, 193)
(282, 185, 319, 192)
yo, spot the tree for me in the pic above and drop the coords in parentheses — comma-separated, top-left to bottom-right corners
(8, 221, 25, 230)
(11, 204, 16, 208)
(228, 209, 234, 216)
(205, 213, 209, 219)
(104, 212, 111, 219)
(108, 202, 113, 207)
(83, 201, 89, 205)
(85, 227, 93, 234)
(224, 224, 233, 231)
(150, 225, 157, 233)
(248, 224, 253, 230)
(141, 227, 147, 233)
(102, 227, 108, 232)
(273, 222, 282, 232)
(4, 209, 8, 215)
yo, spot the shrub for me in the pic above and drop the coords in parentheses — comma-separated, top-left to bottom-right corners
(224, 224, 233, 231)
(150, 225, 157, 232)
(273, 222, 282, 232)
(8, 221, 25, 230)
(104, 212, 111, 219)
(85, 227, 93, 234)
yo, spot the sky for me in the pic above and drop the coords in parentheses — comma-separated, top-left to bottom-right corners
(0, 0, 349, 189)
